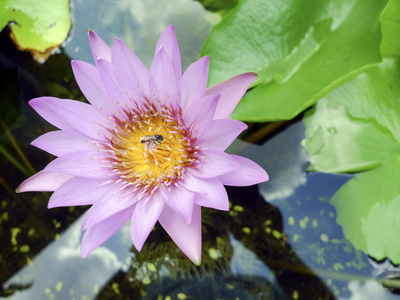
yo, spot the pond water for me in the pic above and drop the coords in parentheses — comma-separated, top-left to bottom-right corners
(1, 0, 400, 299)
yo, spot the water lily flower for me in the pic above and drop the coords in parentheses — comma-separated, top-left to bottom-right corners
(18, 26, 268, 264)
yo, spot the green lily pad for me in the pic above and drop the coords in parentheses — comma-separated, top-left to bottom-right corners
(201, 0, 387, 121)
(0, 0, 71, 60)
(331, 164, 400, 262)
(303, 58, 400, 262)
(302, 100, 398, 173)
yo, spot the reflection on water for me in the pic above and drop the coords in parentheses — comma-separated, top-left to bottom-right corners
(4, 215, 131, 300)
(345, 279, 400, 300)
(255, 120, 309, 201)
(65, 0, 218, 69)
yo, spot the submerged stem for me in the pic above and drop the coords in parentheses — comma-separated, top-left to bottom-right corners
(1, 118, 36, 175)
(0, 143, 31, 176)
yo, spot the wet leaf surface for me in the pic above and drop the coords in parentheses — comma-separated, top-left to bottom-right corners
(201, 0, 387, 121)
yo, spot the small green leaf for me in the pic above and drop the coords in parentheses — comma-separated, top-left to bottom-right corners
(0, 0, 71, 59)
(202, 0, 387, 121)
(195, 0, 239, 15)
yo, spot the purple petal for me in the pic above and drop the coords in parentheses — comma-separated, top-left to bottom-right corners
(218, 155, 269, 186)
(159, 204, 202, 265)
(193, 178, 229, 211)
(160, 185, 195, 224)
(206, 72, 257, 119)
(149, 46, 178, 103)
(96, 58, 135, 112)
(48, 177, 111, 208)
(130, 196, 164, 251)
(197, 119, 247, 151)
(32, 130, 96, 157)
(71, 60, 115, 112)
(81, 207, 133, 258)
(82, 188, 138, 230)
(187, 149, 239, 178)
(29, 97, 112, 141)
(30, 97, 75, 131)
(88, 30, 111, 63)
(17, 170, 73, 192)
(155, 25, 181, 84)
(44, 150, 110, 178)
(179, 172, 206, 194)
(179, 56, 209, 112)
(111, 38, 150, 96)
(183, 94, 219, 136)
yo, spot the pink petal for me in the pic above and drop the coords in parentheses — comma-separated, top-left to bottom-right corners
(179, 172, 206, 194)
(188, 149, 239, 178)
(111, 38, 150, 96)
(197, 119, 247, 151)
(183, 94, 219, 136)
(71, 60, 115, 112)
(160, 185, 195, 224)
(44, 150, 110, 178)
(29, 97, 75, 131)
(32, 130, 96, 157)
(159, 204, 202, 265)
(206, 72, 257, 119)
(17, 170, 73, 192)
(88, 30, 111, 63)
(81, 188, 138, 230)
(96, 58, 134, 112)
(193, 178, 229, 211)
(48, 177, 111, 208)
(130, 196, 164, 251)
(155, 25, 181, 84)
(81, 207, 133, 258)
(30, 97, 112, 141)
(149, 46, 178, 103)
(218, 155, 269, 186)
(179, 56, 209, 112)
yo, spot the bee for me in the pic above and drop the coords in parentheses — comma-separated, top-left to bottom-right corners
(141, 134, 164, 146)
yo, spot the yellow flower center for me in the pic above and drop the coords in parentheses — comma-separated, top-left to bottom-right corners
(104, 98, 199, 199)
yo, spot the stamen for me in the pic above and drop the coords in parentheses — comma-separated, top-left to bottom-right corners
(104, 99, 200, 200)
